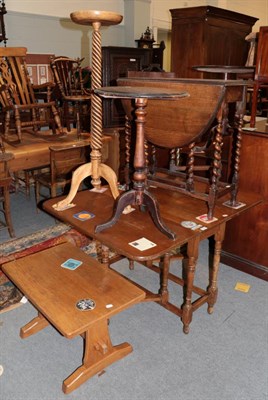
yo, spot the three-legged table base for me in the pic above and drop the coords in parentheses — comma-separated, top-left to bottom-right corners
(95, 189, 176, 239)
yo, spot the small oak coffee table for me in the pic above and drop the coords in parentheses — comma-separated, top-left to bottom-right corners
(2, 242, 145, 394)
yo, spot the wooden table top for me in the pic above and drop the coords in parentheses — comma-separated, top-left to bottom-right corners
(3, 130, 110, 172)
(2, 242, 145, 339)
(43, 186, 262, 262)
(192, 65, 255, 75)
(95, 86, 189, 99)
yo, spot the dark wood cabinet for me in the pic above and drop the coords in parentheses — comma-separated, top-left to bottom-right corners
(170, 6, 258, 78)
(102, 46, 152, 127)
(221, 126, 268, 279)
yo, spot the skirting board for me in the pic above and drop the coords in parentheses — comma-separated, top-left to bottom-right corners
(221, 250, 268, 281)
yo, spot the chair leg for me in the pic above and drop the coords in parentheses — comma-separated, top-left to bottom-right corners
(14, 108, 22, 141)
(50, 185, 57, 198)
(63, 103, 72, 132)
(13, 170, 33, 199)
(13, 172, 20, 194)
(24, 170, 33, 199)
(76, 104, 81, 139)
(3, 187, 15, 238)
(35, 180, 40, 211)
(51, 104, 64, 135)
(4, 111, 10, 140)
(31, 108, 39, 133)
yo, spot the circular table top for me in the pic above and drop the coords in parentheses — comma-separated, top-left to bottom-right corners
(95, 86, 189, 100)
(70, 10, 123, 26)
(192, 65, 255, 75)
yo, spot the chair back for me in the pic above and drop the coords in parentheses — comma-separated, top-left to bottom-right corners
(50, 56, 91, 99)
(0, 47, 36, 106)
(49, 143, 91, 185)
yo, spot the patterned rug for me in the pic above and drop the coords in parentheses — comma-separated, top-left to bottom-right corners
(0, 223, 116, 313)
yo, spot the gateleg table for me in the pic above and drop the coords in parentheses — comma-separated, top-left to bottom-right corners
(43, 186, 262, 334)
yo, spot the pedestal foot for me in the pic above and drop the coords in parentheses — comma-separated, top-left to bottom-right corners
(63, 320, 132, 394)
(95, 189, 176, 239)
(20, 312, 49, 338)
(52, 162, 119, 212)
(95, 189, 135, 233)
(143, 190, 176, 239)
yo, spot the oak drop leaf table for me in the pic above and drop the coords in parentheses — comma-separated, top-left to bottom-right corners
(44, 186, 262, 334)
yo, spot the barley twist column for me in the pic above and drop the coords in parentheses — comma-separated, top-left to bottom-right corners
(90, 20, 103, 187)
(70, 10, 123, 193)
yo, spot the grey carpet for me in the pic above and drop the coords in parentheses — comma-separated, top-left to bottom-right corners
(0, 189, 56, 243)
(0, 245, 267, 400)
(0, 189, 267, 400)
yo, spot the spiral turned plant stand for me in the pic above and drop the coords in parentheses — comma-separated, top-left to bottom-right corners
(70, 10, 123, 196)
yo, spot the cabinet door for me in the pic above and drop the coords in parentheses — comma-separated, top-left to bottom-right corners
(170, 6, 258, 78)
(102, 47, 152, 127)
(204, 21, 252, 72)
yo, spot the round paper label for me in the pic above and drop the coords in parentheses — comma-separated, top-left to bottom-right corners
(181, 221, 198, 229)
(76, 299, 96, 311)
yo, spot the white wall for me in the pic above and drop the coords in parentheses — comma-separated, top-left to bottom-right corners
(151, 0, 206, 30)
(220, 0, 268, 30)
(6, 0, 125, 19)
(7, 0, 268, 31)
(4, 0, 268, 69)
(151, 0, 267, 31)
(5, 12, 125, 66)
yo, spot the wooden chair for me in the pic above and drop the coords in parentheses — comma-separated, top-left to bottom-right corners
(50, 56, 91, 133)
(0, 47, 64, 142)
(35, 142, 91, 207)
(0, 138, 15, 237)
(250, 26, 268, 127)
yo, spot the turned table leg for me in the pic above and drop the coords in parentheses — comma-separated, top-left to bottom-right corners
(181, 237, 199, 334)
(207, 223, 226, 314)
(159, 252, 171, 304)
